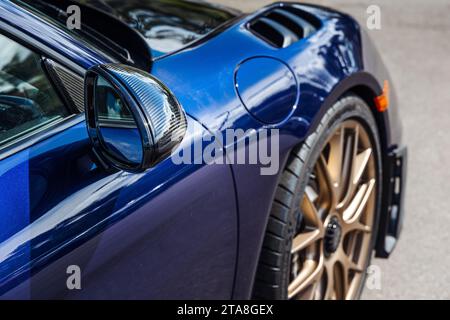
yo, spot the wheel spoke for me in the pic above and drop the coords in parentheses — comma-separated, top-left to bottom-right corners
(346, 275, 362, 300)
(324, 262, 335, 299)
(338, 128, 357, 202)
(342, 179, 375, 222)
(301, 189, 323, 230)
(288, 259, 323, 299)
(340, 252, 364, 299)
(345, 221, 371, 234)
(340, 250, 364, 273)
(327, 127, 345, 189)
(352, 148, 372, 186)
(291, 230, 322, 253)
(341, 265, 349, 299)
(316, 155, 337, 208)
(338, 125, 364, 207)
(303, 278, 321, 300)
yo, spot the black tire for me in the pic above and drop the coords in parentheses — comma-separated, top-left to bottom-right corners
(252, 94, 382, 300)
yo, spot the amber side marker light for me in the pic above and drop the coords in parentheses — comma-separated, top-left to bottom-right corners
(374, 80, 390, 112)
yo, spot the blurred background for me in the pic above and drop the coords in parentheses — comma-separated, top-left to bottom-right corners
(209, 0, 450, 299)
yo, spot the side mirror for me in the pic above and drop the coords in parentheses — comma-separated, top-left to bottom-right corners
(84, 64, 187, 172)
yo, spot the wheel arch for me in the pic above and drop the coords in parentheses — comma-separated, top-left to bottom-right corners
(304, 70, 389, 173)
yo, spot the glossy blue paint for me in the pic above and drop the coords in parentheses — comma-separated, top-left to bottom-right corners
(0, 0, 404, 299)
(150, 4, 403, 298)
(0, 117, 238, 299)
(235, 57, 299, 124)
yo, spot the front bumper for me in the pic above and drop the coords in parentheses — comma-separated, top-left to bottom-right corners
(375, 146, 408, 258)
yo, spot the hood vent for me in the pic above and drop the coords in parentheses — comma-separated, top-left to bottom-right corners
(248, 6, 321, 48)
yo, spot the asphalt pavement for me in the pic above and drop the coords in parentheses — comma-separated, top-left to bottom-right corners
(209, 0, 450, 299)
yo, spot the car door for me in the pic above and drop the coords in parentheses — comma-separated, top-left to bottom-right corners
(0, 32, 238, 299)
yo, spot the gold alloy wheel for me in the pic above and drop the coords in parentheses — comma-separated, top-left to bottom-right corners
(288, 120, 377, 300)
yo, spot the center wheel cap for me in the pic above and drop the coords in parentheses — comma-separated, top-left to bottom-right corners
(324, 216, 342, 256)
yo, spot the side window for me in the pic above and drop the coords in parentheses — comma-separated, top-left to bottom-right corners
(0, 34, 69, 148)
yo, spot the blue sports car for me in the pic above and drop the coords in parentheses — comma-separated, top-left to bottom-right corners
(0, 0, 406, 300)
